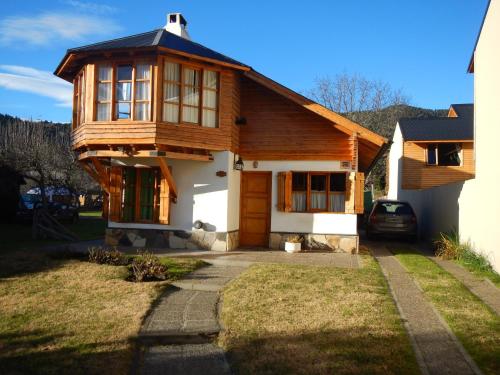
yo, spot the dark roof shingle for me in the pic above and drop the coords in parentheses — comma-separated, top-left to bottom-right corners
(68, 29, 248, 68)
(399, 104, 473, 141)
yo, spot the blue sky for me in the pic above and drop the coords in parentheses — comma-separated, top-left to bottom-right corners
(0, 0, 487, 123)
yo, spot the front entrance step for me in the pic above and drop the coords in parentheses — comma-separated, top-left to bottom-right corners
(142, 344, 231, 375)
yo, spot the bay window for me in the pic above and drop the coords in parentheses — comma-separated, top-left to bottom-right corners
(74, 70, 85, 128)
(95, 63, 152, 121)
(163, 60, 219, 127)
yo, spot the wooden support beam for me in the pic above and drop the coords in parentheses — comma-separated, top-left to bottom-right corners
(78, 150, 213, 162)
(158, 158, 178, 198)
(79, 160, 110, 194)
(90, 157, 110, 190)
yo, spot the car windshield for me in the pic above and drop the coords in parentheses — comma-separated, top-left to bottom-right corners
(375, 202, 414, 215)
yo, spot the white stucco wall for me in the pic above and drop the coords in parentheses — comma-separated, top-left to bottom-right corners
(242, 160, 358, 235)
(387, 124, 403, 200)
(459, 0, 500, 272)
(109, 151, 235, 232)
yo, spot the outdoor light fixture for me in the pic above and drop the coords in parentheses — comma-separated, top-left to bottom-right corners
(234, 156, 244, 171)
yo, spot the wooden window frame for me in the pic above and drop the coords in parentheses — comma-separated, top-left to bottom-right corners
(73, 69, 85, 129)
(426, 143, 463, 167)
(161, 58, 220, 128)
(120, 167, 161, 224)
(291, 171, 348, 214)
(94, 61, 153, 123)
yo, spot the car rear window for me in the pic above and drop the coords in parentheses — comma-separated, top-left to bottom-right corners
(374, 202, 414, 215)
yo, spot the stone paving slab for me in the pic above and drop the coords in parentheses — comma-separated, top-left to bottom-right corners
(142, 344, 231, 375)
(372, 245, 481, 375)
(430, 257, 500, 315)
(140, 288, 220, 338)
(171, 264, 248, 291)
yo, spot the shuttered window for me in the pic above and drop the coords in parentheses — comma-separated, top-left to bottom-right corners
(277, 171, 359, 214)
(108, 167, 170, 224)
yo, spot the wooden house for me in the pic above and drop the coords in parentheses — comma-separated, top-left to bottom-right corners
(55, 13, 387, 252)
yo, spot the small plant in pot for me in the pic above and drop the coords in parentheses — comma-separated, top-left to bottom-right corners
(284, 235, 303, 253)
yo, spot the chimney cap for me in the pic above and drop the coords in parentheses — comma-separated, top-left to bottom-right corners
(165, 12, 191, 40)
(168, 13, 187, 26)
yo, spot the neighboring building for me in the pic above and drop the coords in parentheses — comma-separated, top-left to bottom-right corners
(55, 13, 387, 252)
(387, 104, 474, 238)
(388, 0, 500, 272)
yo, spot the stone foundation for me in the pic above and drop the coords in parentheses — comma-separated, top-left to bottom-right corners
(269, 232, 359, 254)
(105, 228, 239, 251)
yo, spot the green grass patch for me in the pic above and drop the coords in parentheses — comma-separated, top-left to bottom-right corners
(219, 256, 420, 375)
(79, 210, 103, 218)
(0, 249, 202, 374)
(390, 247, 500, 375)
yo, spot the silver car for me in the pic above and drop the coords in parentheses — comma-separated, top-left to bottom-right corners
(366, 200, 418, 241)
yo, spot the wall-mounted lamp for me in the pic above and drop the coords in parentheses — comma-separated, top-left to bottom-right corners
(234, 156, 244, 171)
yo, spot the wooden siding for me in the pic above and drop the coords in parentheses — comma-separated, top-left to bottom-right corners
(239, 77, 354, 161)
(402, 141, 475, 190)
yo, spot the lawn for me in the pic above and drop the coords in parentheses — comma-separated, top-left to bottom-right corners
(219, 256, 420, 375)
(0, 249, 203, 374)
(390, 247, 500, 375)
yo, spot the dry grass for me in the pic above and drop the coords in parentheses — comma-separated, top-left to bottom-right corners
(0, 250, 201, 374)
(219, 256, 419, 375)
(392, 247, 500, 375)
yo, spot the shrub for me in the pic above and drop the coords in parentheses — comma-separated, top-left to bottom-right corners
(435, 231, 495, 273)
(88, 247, 127, 266)
(130, 251, 168, 282)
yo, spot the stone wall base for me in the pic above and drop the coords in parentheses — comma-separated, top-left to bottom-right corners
(269, 232, 359, 254)
(105, 228, 239, 252)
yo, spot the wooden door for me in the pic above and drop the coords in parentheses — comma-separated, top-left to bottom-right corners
(240, 172, 272, 247)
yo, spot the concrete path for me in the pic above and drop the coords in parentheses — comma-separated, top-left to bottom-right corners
(372, 244, 482, 375)
(430, 257, 500, 315)
(137, 263, 248, 375)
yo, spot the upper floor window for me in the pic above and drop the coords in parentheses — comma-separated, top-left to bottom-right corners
(427, 143, 462, 166)
(74, 70, 85, 128)
(162, 61, 219, 127)
(95, 63, 152, 122)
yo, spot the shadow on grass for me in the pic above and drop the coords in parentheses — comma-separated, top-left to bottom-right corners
(0, 330, 132, 375)
(222, 327, 420, 375)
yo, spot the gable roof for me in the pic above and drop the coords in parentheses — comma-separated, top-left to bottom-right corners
(399, 104, 473, 141)
(467, 0, 491, 73)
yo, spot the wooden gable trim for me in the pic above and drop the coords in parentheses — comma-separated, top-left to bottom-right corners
(243, 70, 387, 148)
(158, 157, 178, 198)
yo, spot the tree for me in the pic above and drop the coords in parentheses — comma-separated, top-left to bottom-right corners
(309, 73, 410, 190)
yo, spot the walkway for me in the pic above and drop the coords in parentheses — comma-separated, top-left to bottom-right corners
(137, 262, 248, 375)
(372, 244, 481, 375)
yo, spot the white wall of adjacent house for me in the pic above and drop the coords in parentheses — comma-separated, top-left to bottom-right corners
(458, 0, 500, 272)
(242, 160, 358, 235)
(108, 151, 236, 233)
(387, 124, 403, 200)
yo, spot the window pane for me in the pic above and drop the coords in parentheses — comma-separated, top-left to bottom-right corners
(202, 110, 217, 128)
(292, 173, 307, 191)
(164, 62, 180, 81)
(117, 65, 132, 80)
(184, 68, 199, 86)
(116, 102, 131, 119)
(427, 145, 437, 165)
(329, 194, 345, 212)
(98, 65, 112, 81)
(135, 81, 150, 100)
(437, 144, 461, 166)
(310, 175, 327, 210)
(136, 64, 150, 80)
(122, 168, 136, 221)
(139, 169, 154, 221)
(183, 86, 199, 106)
(116, 82, 131, 101)
(182, 106, 199, 123)
(97, 103, 110, 121)
(203, 89, 217, 108)
(163, 83, 179, 102)
(163, 103, 179, 123)
(330, 173, 346, 192)
(135, 102, 150, 121)
(98, 83, 111, 100)
(203, 70, 217, 89)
